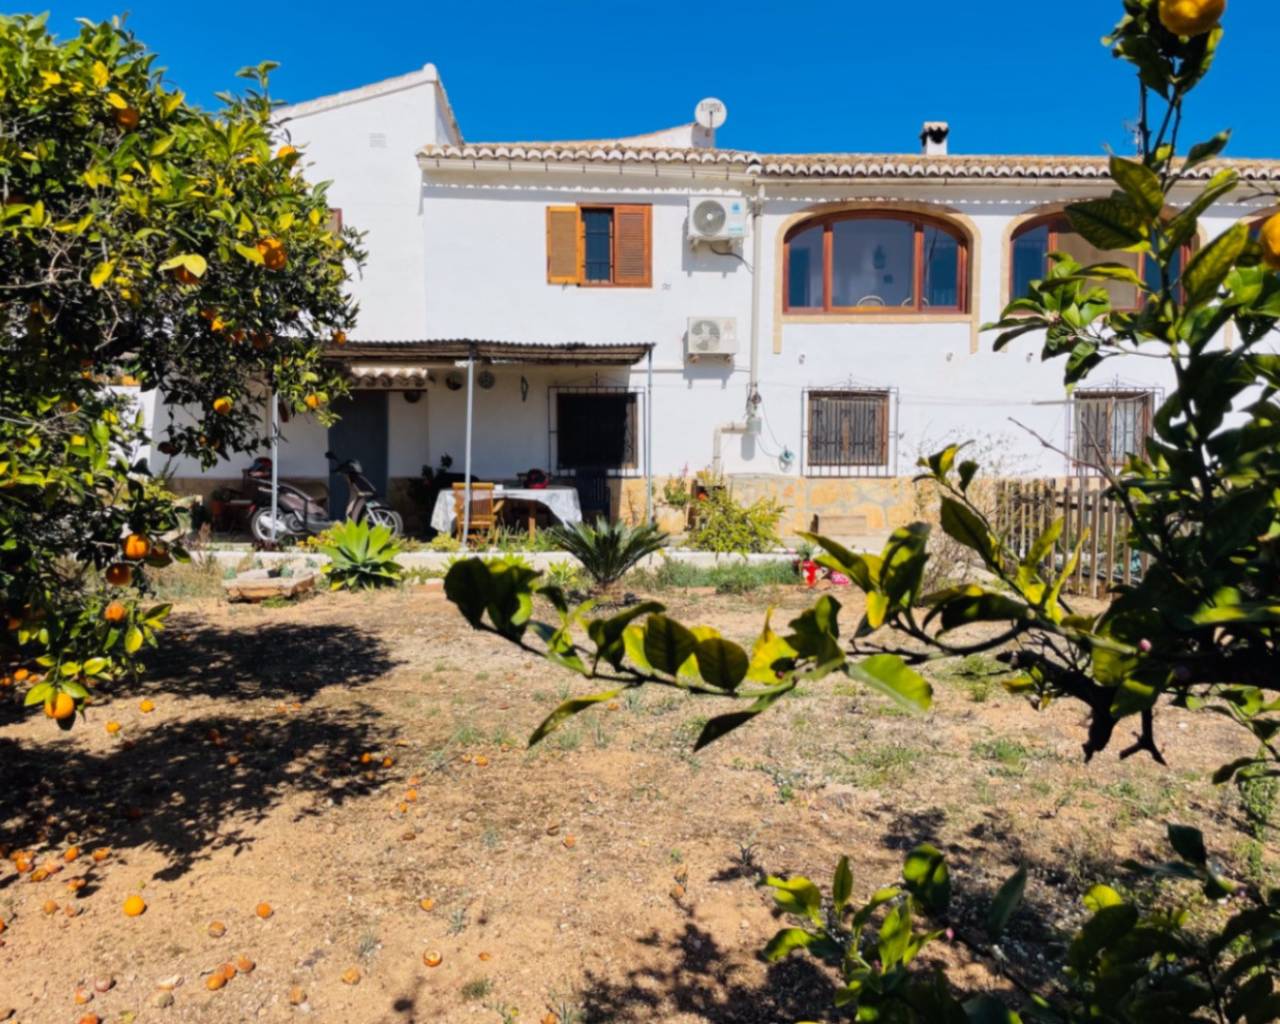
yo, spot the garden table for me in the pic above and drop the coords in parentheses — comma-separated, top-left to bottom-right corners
(430, 485, 583, 539)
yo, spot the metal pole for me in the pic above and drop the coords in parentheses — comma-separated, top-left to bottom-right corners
(646, 347, 654, 525)
(270, 392, 280, 545)
(462, 350, 475, 548)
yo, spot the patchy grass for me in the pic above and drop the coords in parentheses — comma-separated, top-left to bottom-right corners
(627, 559, 798, 594)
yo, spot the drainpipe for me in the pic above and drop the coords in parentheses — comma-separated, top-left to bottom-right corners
(461, 348, 475, 547)
(710, 179, 765, 478)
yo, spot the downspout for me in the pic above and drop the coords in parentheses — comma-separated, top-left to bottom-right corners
(461, 347, 475, 547)
(710, 178, 765, 477)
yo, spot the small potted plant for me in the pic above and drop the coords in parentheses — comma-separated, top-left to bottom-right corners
(209, 487, 234, 529)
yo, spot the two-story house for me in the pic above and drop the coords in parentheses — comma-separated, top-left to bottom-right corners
(145, 65, 1280, 540)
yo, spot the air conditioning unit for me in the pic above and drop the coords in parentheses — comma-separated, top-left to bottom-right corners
(686, 317, 738, 361)
(687, 196, 748, 243)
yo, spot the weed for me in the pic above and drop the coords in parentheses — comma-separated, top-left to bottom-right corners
(356, 930, 379, 961)
(592, 719, 612, 749)
(758, 763, 803, 802)
(553, 726, 582, 752)
(838, 745, 927, 787)
(448, 906, 468, 935)
(628, 559, 797, 593)
(545, 991, 585, 1024)
(451, 722, 483, 746)
(461, 977, 493, 1001)
(485, 1001, 520, 1024)
(972, 737, 1030, 775)
(481, 826, 500, 850)
(669, 848, 684, 864)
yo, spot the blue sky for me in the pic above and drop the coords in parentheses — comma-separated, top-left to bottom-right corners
(39, 1, 1278, 158)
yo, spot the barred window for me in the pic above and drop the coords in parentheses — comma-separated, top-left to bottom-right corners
(1073, 391, 1154, 470)
(807, 390, 890, 471)
(555, 392, 638, 470)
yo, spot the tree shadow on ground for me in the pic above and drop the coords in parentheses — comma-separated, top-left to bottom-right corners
(0, 621, 400, 885)
(578, 916, 837, 1024)
(137, 616, 401, 703)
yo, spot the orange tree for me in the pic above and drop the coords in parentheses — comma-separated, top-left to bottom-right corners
(1, 15, 362, 724)
(444, 1, 1280, 1019)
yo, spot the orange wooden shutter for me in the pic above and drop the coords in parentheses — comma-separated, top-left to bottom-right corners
(546, 206, 581, 284)
(612, 205, 652, 287)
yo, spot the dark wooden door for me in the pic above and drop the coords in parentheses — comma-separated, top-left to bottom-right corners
(327, 390, 388, 518)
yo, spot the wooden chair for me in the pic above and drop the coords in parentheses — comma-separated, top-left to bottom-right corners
(452, 483, 504, 546)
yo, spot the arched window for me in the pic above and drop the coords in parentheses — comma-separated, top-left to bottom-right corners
(784, 212, 969, 314)
(1010, 213, 1190, 310)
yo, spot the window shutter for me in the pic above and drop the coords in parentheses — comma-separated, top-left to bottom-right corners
(546, 206, 581, 284)
(613, 205, 652, 287)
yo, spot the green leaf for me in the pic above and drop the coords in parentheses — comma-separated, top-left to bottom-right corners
(444, 558, 491, 627)
(939, 497, 999, 567)
(693, 637, 749, 690)
(1082, 884, 1123, 913)
(986, 865, 1027, 939)
(1064, 197, 1148, 251)
(123, 626, 143, 654)
(832, 855, 853, 915)
(1109, 156, 1165, 219)
(528, 689, 622, 747)
(1182, 222, 1249, 304)
(24, 681, 54, 707)
(693, 686, 791, 750)
(766, 875, 824, 926)
(89, 259, 115, 288)
(622, 624, 652, 672)
(847, 655, 932, 712)
(902, 843, 951, 913)
(234, 241, 265, 265)
(1184, 130, 1230, 171)
(762, 927, 820, 962)
(586, 601, 664, 670)
(1168, 824, 1208, 866)
(746, 610, 798, 683)
(82, 657, 108, 675)
(643, 614, 697, 677)
(158, 252, 207, 278)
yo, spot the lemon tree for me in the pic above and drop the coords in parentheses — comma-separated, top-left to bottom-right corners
(1, 15, 364, 724)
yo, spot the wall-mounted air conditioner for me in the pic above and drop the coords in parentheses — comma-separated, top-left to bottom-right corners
(686, 317, 738, 361)
(687, 196, 748, 243)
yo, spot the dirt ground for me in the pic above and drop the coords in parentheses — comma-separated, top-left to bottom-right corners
(0, 583, 1262, 1024)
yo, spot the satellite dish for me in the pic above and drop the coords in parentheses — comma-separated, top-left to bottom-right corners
(694, 98, 727, 131)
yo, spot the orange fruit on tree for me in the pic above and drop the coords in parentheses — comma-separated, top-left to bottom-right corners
(255, 902, 273, 919)
(212, 396, 232, 416)
(256, 237, 287, 271)
(44, 692, 76, 719)
(113, 106, 139, 129)
(304, 393, 322, 411)
(139, 699, 155, 713)
(103, 600, 127, 623)
(106, 721, 121, 735)
(1258, 213, 1280, 270)
(122, 533, 151, 560)
(171, 265, 200, 286)
(333, 330, 348, 346)
(276, 145, 298, 161)
(122, 894, 146, 917)
(105, 563, 132, 587)
(422, 950, 442, 968)
(1158, 0, 1225, 36)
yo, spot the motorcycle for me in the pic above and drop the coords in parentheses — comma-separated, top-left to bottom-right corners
(245, 452, 403, 545)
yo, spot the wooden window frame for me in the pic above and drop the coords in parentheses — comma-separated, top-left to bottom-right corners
(548, 387, 642, 475)
(802, 388, 896, 478)
(782, 212, 969, 315)
(545, 204, 652, 288)
(1069, 388, 1157, 474)
(1010, 214, 1192, 311)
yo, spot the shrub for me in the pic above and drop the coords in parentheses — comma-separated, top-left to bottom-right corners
(686, 488, 783, 554)
(548, 518, 666, 590)
(318, 520, 403, 590)
(629, 559, 798, 594)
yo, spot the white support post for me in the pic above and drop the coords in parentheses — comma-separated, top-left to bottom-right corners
(269, 392, 280, 545)
(461, 350, 475, 548)
(646, 346, 654, 525)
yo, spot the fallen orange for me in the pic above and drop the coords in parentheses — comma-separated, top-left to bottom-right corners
(122, 894, 146, 917)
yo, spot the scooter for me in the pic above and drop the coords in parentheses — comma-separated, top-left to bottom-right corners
(246, 452, 403, 545)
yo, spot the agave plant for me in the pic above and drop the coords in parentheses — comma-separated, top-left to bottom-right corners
(318, 519, 404, 590)
(548, 518, 667, 591)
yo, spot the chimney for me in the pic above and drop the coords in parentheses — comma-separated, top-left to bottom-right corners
(920, 121, 950, 157)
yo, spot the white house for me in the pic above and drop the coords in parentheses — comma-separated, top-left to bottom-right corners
(149, 65, 1280, 540)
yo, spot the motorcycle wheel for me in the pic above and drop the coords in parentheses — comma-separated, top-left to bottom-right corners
(250, 508, 292, 545)
(365, 506, 403, 537)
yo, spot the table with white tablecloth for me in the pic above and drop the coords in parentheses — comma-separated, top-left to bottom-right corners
(429, 485, 583, 538)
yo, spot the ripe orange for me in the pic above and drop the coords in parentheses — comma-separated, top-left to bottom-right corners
(1259, 213, 1280, 270)
(382, 756, 394, 768)
(92, 848, 110, 863)
(422, 950, 442, 968)
(77, 1015, 101, 1024)
(73, 986, 93, 1004)
(103, 600, 127, 623)
(405, 789, 418, 803)
(206, 972, 226, 991)
(42, 898, 59, 915)
(172, 265, 199, 286)
(105, 563, 132, 587)
(288, 986, 307, 1006)
(235, 955, 256, 974)
(304, 393, 321, 411)
(122, 894, 146, 917)
(67, 877, 86, 893)
(256, 238, 287, 271)
(341, 967, 361, 985)
(0, 918, 5, 934)
(359, 752, 373, 765)
(212, 396, 232, 416)
(563, 835, 577, 849)
(473, 755, 489, 767)
(44, 692, 76, 720)
(106, 721, 121, 735)
(64, 846, 80, 862)
(122, 533, 151, 560)
(139, 699, 155, 713)
(418, 897, 434, 912)
(478, 951, 492, 962)
(333, 330, 348, 346)
(1158, 0, 1225, 36)
(220, 962, 237, 981)
(276, 145, 298, 161)
(208, 920, 227, 937)
(255, 902, 273, 919)
(113, 106, 139, 129)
